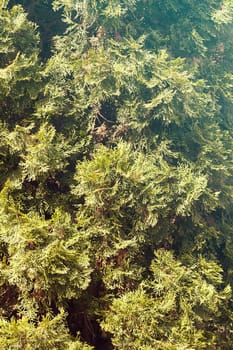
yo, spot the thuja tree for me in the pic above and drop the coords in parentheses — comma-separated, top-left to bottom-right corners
(0, 0, 233, 349)
(102, 250, 232, 349)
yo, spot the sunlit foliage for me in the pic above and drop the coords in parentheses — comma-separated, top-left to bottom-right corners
(0, 0, 232, 348)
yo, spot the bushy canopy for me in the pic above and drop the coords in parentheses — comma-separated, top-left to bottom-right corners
(0, 0, 233, 348)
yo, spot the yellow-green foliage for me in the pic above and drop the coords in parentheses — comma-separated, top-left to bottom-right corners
(0, 0, 233, 348)
(0, 185, 92, 307)
(0, 311, 93, 350)
(0, 3, 42, 117)
(102, 250, 231, 349)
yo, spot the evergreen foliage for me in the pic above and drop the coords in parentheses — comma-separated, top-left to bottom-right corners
(0, 0, 233, 348)
(0, 311, 93, 349)
(102, 250, 232, 349)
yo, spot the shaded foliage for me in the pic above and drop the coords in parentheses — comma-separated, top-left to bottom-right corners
(0, 0, 233, 348)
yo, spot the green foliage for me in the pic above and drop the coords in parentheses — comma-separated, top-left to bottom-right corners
(39, 32, 214, 136)
(0, 0, 232, 348)
(72, 142, 217, 295)
(102, 250, 232, 349)
(212, 0, 233, 24)
(0, 2, 42, 119)
(19, 123, 74, 181)
(0, 185, 92, 308)
(0, 311, 93, 349)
